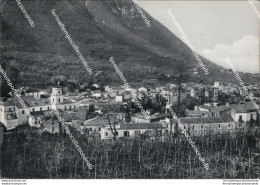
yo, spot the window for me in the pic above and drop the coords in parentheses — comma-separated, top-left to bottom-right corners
(219, 124, 220, 128)
(239, 115, 243, 122)
(228, 124, 231, 127)
(40, 107, 42, 111)
(70, 106, 72, 110)
(52, 127, 54, 132)
(52, 122, 54, 125)
(124, 131, 129, 137)
(201, 125, 203, 129)
(35, 121, 37, 125)
(105, 132, 108, 136)
(58, 98, 60, 103)
(65, 106, 66, 110)
(9, 108, 12, 111)
(115, 131, 118, 136)
(22, 110, 25, 114)
(192, 125, 195, 129)
(53, 98, 55, 103)
(74, 106, 76, 109)
(48, 107, 50, 110)
(89, 128, 92, 131)
(99, 127, 101, 131)
(58, 91, 61, 94)
(33, 108, 35, 112)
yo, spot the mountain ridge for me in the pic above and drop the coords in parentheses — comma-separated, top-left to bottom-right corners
(0, 0, 257, 88)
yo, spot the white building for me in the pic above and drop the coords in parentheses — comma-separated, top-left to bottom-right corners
(101, 122, 167, 140)
(230, 102, 258, 123)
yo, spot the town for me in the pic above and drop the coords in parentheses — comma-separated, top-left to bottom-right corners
(1, 80, 259, 142)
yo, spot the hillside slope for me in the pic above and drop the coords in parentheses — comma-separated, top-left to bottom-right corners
(0, 0, 255, 88)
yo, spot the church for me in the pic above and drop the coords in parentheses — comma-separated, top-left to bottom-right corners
(0, 87, 79, 130)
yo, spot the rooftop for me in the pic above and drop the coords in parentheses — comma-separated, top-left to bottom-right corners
(173, 116, 234, 124)
(118, 122, 165, 130)
(230, 102, 257, 113)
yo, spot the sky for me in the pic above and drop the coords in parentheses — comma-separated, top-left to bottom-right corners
(137, 1, 259, 73)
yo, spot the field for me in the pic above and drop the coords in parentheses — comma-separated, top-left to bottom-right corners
(1, 126, 260, 179)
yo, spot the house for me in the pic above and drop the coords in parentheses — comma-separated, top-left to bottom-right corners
(197, 105, 213, 112)
(92, 91, 102, 99)
(0, 87, 79, 130)
(115, 95, 123, 103)
(214, 82, 220, 88)
(29, 111, 45, 128)
(169, 116, 238, 136)
(0, 98, 18, 130)
(93, 84, 100, 89)
(208, 104, 231, 118)
(83, 116, 110, 138)
(42, 118, 61, 134)
(186, 110, 209, 117)
(101, 122, 167, 140)
(104, 86, 111, 92)
(131, 113, 150, 123)
(139, 87, 148, 92)
(149, 113, 171, 122)
(230, 102, 258, 123)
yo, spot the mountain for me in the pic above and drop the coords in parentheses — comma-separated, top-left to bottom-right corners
(0, 0, 257, 88)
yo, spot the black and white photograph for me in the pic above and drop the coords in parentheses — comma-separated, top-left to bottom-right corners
(0, 0, 259, 184)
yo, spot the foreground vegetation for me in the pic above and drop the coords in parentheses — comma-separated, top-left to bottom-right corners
(1, 126, 260, 179)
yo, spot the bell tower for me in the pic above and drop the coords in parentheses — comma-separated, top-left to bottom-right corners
(50, 87, 63, 105)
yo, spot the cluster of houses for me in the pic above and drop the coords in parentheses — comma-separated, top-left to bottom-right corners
(0, 81, 259, 141)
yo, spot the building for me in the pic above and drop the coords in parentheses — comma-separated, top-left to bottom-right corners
(230, 102, 258, 123)
(115, 95, 123, 103)
(131, 114, 150, 123)
(101, 122, 167, 140)
(186, 110, 209, 117)
(0, 87, 79, 130)
(169, 116, 238, 136)
(208, 105, 231, 118)
(0, 98, 18, 130)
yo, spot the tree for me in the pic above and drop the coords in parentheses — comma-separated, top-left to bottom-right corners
(104, 105, 122, 140)
(0, 62, 20, 98)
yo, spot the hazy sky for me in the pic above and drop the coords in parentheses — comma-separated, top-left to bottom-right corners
(137, 1, 259, 73)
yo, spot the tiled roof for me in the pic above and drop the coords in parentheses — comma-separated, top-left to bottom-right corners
(199, 105, 212, 110)
(186, 110, 208, 115)
(84, 116, 109, 126)
(230, 102, 257, 112)
(210, 105, 230, 112)
(13, 96, 51, 108)
(3, 100, 15, 106)
(75, 108, 87, 120)
(60, 112, 75, 122)
(150, 113, 171, 120)
(118, 123, 165, 130)
(173, 116, 233, 124)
